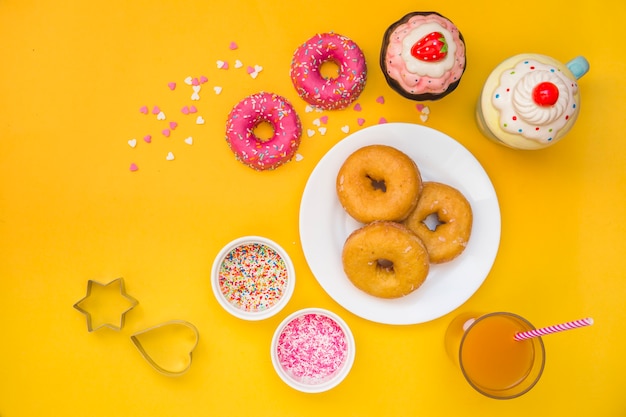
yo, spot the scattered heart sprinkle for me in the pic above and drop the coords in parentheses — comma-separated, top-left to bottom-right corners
(200, 75, 208, 84)
(139, 106, 148, 114)
(229, 41, 238, 50)
(129, 163, 138, 172)
(128, 138, 137, 148)
(312, 118, 321, 127)
(168, 82, 176, 91)
(191, 92, 200, 101)
(247, 65, 263, 79)
(162, 129, 171, 137)
(143, 135, 152, 143)
(416, 103, 425, 112)
(217, 60, 228, 69)
(353, 103, 362, 111)
(184, 76, 193, 85)
(319, 115, 328, 124)
(166, 152, 175, 161)
(376, 96, 385, 104)
(196, 116, 205, 124)
(341, 125, 350, 133)
(379, 117, 388, 124)
(189, 105, 198, 113)
(422, 106, 430, 115)
(184, 136, 193, 145)
(295, 153, 304, 162)
(307, 129, 315, 137)
(318, 127, 327, 135)
(305, 105, 314, 113)
(357, 118, 365, 126)
(213, 86, 222, 94)
(157, 111, 166, 120)
(152, 106, 161, 115)
(181, 106, 190, 115)
(420, 114, 429, 122)
(234, 59, 243, 68)
(169, 121, 178, 130)
(191, 77, 200, 86)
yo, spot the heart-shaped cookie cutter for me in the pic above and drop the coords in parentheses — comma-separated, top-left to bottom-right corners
(131, 320, 199, 377)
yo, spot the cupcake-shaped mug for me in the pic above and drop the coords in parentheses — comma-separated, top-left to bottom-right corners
(476, 54, 589, 150)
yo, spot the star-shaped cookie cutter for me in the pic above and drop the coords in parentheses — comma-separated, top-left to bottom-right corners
(73, 277, 139, 332)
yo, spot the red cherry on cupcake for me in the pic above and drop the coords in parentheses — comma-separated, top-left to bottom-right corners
(411, 32, 448, 62)
(532, 82, 560, 106)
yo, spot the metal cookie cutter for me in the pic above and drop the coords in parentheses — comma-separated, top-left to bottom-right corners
(131, 320, 199, 377)
(73, 277, 138, 332)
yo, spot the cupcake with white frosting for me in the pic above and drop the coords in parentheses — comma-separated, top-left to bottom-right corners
(476, 54, 589, 149)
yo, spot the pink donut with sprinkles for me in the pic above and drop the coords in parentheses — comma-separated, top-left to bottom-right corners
(290, 33, 367, 110)
(225, 92, 302, 171)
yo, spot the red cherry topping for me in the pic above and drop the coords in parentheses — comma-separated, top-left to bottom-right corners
(410, 32, 448, 62)
(532, 82, 560, 106)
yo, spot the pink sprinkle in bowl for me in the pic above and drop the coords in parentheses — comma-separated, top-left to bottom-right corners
(271, 308, 356, 393)
(211, 236, 296, 321)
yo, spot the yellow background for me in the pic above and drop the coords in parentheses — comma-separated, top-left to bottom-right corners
(1, 0, 625, 415)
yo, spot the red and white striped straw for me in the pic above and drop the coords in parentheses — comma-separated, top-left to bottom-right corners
(514, 317, 594, 341)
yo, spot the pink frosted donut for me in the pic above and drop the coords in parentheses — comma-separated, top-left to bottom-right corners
(226, 92, 302, 171)
(290, 33, 367, 110)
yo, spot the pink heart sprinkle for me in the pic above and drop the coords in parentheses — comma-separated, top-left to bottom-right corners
(192, 77, 200, 86)
(357, 118, 365, 126)
(200, 75, 208, 83)
(129, 163, 138, 172)
(229, 41, 238, 50)
(378, 117, 388, 124)
(139, 106, 148, 114)
(168, 82, 176, 90)
(353, 103, 362, 112)
(143, 135, 152, 143)
(162, 129, 171, 137)
(181, 106, 190, 115)
(189, 105, 198, 114)
(416, 104, 425, 112)
(169, 121, 178, 130)
(319, 115, 329, 124)
(376, 96, 385, 104)
(152, 106, 160, 114)
(246, 66, 255, 74)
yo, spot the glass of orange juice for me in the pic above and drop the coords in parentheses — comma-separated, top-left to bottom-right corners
(445, 312, 545, 399)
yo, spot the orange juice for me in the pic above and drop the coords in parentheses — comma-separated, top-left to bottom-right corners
(460, 314, 535, 391)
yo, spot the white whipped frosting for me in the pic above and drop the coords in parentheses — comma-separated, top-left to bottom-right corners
(401, 22, 457, 78)
(492, 59, 578, 143)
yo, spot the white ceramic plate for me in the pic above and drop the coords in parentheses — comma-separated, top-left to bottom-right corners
(299, 123, 501, 325)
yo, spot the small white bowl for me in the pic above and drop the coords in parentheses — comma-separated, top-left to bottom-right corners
(211, 236, 295, 321)
(271, 308, 356, 393)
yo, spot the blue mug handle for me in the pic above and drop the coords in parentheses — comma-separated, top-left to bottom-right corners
(566, 56, 590, 80)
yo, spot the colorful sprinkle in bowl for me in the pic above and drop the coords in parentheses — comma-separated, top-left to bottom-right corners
(211, 236, 295, 321)
(271, 308, 356, 393)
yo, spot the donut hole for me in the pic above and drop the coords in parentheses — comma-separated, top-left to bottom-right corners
(320, 59, 341, 80)
(376, 258, 394, 272)
(366, 175, 387, 192)
(423, 212, 445, 231)
(252, 120, 275, 143)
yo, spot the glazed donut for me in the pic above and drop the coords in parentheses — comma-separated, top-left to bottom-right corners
(342, 221, 430, 299)
(403, 182, 472, 263)
(290, 32, 367, 110)
(336, 145, 422, 223)
(225, 92, 302, 171)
